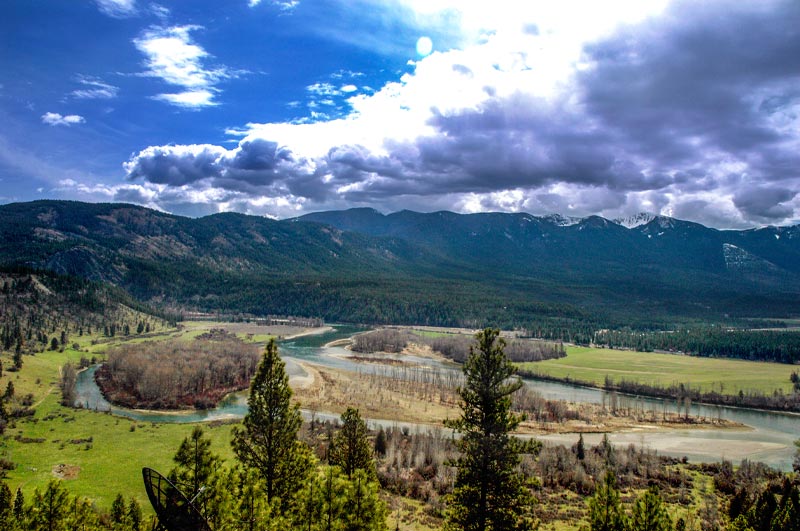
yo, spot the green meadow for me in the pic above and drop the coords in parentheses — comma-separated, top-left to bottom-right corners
(0, 325, 238, 511)
(519, 345, 797, 395)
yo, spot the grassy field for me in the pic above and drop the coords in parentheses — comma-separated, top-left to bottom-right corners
(0, 319, 323, 509)
(519, 345, 797, 394)
(0, 325, 236, 511)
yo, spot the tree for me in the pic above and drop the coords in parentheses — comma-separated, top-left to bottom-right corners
(29, 480, 70, 531)
(127, 497, 142, 531)
(588, 470, 627, 531)
(444, 328, 537, 531)
(574, 434, 586, 461)
(630, 486, 672, 531)
(0, 482, 13, 528)
(110, 494, 127, 527)
(231, 338, 313, 511)
(374, 428, 387, 457)
(169, 426, 220, 502)
(59, 363, 76, 406)
(329, 408, 375, 480)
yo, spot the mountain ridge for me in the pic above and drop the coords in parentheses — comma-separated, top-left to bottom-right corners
(2, 200, 799, 327)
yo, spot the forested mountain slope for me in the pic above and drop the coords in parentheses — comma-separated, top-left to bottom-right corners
(1, 200, 799, 327)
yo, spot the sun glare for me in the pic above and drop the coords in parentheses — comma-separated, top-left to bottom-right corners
(416, 36, 433, 56)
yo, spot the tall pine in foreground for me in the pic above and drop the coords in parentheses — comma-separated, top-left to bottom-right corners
(231, 338, 313, 512)
(444, 328, 537, 531)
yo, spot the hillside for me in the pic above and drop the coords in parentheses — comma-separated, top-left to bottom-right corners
(1, 200, 799, 328)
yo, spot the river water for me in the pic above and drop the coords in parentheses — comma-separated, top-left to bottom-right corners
(73, 326, 800, 470)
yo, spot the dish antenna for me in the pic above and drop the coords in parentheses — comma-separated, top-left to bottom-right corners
(142, 467, 211, 531)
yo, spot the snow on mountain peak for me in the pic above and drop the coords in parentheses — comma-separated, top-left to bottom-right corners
(613, 213, 656, 229)
(542, 214, 581, 227)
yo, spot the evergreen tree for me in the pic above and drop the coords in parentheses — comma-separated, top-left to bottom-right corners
(588, 471, 627, 531)
(111, 493, 127, 526)
(169, 426, 220, 502)
(374, 428, 387, 457)
(329, 408, 376, 480)
(0, 482, 12, 527)
(342, 469, 386, 531)
(12, 348, 22, 370)
(444, 328, 537, 531)
(232, 338, 313, 511)
(630, 486, 672, 531)
(575, 434, 586, 461)
(13, 488, 24, 523)
(127, 497, 142, 531)
(30, 480, 70, 531)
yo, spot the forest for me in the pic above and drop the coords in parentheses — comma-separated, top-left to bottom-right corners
(96, 331, 260, 409)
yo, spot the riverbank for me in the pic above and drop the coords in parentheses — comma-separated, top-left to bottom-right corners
(517, 368, 800, 415)
(290, 359, 744, 436)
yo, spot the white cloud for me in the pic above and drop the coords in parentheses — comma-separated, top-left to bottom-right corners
(249, 0, 300, 10)
(94, 0, 136, 18)
(41, 112, 85, 126)
(134, 25, 230, 108)
(70, 76, 119, 100)
(152, 90, 217, 109)
(124, 0, 800, 227)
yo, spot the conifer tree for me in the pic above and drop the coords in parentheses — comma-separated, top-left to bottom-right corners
(111, 494, 127, 526)
(374, 427, 387, 457)
(444, 328, 537, 531)
(169, 426, 220, 501)
(30, 480, 70, 531)
(232, 338, 313, 511)
(630, 486, 672, 531)
(127, 497, 142, 531)
(588, 470, 627, 531)
(13, 487, 24, 523)
(329, 408, 376, 480)
(0, 482, 12, 527)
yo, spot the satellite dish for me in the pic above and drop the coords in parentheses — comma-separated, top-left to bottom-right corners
(142, 467, 211, 531)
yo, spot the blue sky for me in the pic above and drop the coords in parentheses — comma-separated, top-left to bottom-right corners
(1, 0, 799, 227)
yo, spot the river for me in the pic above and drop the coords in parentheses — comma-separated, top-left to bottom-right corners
(73, 325, 800, 471)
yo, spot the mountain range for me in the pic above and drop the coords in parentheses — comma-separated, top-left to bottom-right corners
(1, 200, 798, 328)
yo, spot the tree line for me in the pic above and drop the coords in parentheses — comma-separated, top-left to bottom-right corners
(351, 328, 566, 363)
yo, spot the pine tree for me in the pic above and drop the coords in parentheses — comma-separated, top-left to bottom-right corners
(0, 482, 12, 527)
(588, 470, 627, 531)
(343, 469, 386, 531)
(575, 434, 586, 460)
(111, 493, 127, 526)
(329, 408, 376, 480)
(30, 480, 70, 531)
(13, 488, 24, 523)
(444, 328, 537, 531)
(630, 486, 672, 531)
(169, 426, 220, 501)
(231, 338, 313, 511)
(127, 497, 142, 531)
(374, 428, 387, 457)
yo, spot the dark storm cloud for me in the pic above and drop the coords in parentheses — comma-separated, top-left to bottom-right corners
(579, 0, 800, 177)
(733, 186, 797, 221)
(125, 145, 225, 185)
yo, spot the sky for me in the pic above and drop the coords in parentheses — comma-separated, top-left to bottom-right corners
(1, 0, 799, 228)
